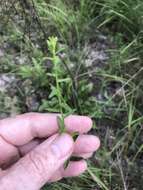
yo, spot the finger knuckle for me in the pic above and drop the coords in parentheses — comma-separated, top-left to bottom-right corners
(28, 149, 48, 181)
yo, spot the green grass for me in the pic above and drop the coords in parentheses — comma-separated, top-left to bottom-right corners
(96, 0, 143, 39)
(0, 0, 143, 189)
(35, 0, 96, 47)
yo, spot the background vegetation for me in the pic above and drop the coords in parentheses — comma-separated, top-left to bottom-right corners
(0, 0, 143, 189)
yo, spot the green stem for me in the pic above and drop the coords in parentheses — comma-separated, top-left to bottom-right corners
(53, 55, 64, 122)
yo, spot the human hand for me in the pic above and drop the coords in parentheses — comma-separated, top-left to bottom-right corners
(0, 113, 100, 190)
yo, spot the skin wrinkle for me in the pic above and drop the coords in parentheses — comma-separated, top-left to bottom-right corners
(19, 134, 66, 183)
(28, 150, 50, 183)
(16, 138, 73, 187)
(0, 135, 20, 169)
(0, 164, 39, 190)
(0, 134, 16, 147)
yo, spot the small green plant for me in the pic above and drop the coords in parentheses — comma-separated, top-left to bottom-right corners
(47, 37, 64, 123)
(47, 36, 79, 131)
(47, 36, 80, 167)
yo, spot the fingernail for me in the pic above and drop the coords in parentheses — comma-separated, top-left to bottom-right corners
(51, 134, 73, 159)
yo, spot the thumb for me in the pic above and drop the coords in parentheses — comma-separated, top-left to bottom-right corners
(0, 134, 74, 190)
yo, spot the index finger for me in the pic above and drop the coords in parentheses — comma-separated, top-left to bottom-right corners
(0, 113, 92, 146)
